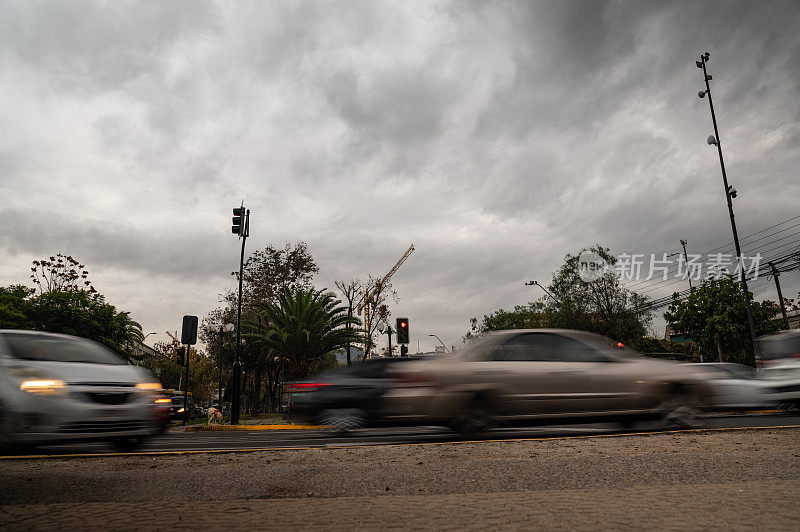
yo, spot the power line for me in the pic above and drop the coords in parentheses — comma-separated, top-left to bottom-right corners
(625, 215, 800, 291)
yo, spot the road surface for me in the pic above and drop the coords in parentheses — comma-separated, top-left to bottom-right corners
(6, 412, 799, 457)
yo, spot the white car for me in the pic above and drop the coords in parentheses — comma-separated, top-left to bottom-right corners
(0, 330, 162, 451)
(686, 362, 800, 410)
(757, 330, 800, 381)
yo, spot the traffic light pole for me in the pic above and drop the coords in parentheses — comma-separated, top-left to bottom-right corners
(231, 209, 249, 425)
(218, 325, 224, 412)
(182, 346, 190, 425)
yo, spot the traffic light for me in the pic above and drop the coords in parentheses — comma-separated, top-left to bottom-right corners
(232, 207, 244, 235)
(176, 346, 186, 366)
(396, 317, 409, 344)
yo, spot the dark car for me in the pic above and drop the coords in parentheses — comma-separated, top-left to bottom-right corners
(168, 394, 198, 420)
(287, 357, 426, 431)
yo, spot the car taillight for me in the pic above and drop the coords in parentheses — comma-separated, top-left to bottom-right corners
(285, 383, 331, 393)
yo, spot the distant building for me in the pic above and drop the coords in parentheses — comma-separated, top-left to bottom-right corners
(132, 342, 158, 360)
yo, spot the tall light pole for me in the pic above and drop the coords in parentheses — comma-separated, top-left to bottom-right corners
(525, 280, 558, 304)
(696, 52, 758, 362)
(429, 334, 448, 353)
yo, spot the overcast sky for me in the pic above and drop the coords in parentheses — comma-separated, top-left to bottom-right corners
(2, 0, 799, 352)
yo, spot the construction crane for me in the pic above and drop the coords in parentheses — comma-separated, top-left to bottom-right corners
(357, 244, 415, 356)
(165, 331, 180, 346)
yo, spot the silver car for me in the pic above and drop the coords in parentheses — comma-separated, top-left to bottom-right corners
(0, 330, 162, 451)
(384, 329, 715, 434)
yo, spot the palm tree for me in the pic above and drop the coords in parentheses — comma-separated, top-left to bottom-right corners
(248, 288, 361, 380)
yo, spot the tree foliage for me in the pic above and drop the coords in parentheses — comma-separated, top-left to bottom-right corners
(247, 288, 361, 381)
(466, 245, 652, 344)
(202, 241, 321, 414)
(0, 256, 143, 360)
(664, 275, 781, 364)
(30, 253, 96, 295)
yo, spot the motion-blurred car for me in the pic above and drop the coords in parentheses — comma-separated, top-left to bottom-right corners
(153, 395, 172, 434)
(685, 363, 774, 410)
(384, 329, 716, 434)
(757, 330, 800, 380)
(687, 362, 800, 411)
(0, 330, 162, 451)
(288, 357, 426, 431)
(167, 394, 198, 420)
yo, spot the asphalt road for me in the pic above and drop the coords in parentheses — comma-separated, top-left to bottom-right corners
(10, 411, 800, 457)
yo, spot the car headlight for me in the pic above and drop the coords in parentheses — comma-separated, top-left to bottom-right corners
(19, 379, 67, 396)
(135, 382, 162, 394)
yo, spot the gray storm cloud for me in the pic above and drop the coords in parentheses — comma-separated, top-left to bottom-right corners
(1, 0, 799, 349)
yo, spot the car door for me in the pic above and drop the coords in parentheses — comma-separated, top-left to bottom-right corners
(489, 332, 600, 416)
(501, 332, 632, 416)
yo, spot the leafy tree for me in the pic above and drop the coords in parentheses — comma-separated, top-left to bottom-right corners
(465, 245, 651, 344)
(0, 255, 143, 359)
(201, 241, 320, 413)
(139, 343, 217, 402)
(247, 288, 360, 381)
(334, 278, 365, 366)
(0, 285, 33, 329)
(664, 275, 781, 364)
(359, 274, 396, 359)
(30, 253, 96, 295)
(25, 289, 143, 359)
(465, 301, 549, 342)
(546, 245, 651, 342)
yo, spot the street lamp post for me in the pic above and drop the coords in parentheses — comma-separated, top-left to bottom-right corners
(428, 334, 448, 353)
(525, 280, 558, 304)
(378, 321, 393, 356)
(697, 52, 758, 362)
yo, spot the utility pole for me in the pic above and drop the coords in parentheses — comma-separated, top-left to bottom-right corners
(769, 262, 790, 330)
(680, 239, 693, 291)
(697, 52, 758, 362)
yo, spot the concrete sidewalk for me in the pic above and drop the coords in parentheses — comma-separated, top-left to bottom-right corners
(3, 479, 798, 530)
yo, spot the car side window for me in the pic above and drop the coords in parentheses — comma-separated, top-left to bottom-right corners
(490, 334, 556, 361)
(494, 333, 608, 362)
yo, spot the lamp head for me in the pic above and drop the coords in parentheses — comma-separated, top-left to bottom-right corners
(698, 90, 706, 98)
(707, 135, 718, 146)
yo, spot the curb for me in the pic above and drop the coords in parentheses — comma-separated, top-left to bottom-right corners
(185, 424, 324, 432)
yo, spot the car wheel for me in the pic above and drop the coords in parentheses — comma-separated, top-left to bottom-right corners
(451, 395, 494, 437)
(111, 437, 145, 452)
(659, 390, 703, 429)
(319, 408, 367, 434)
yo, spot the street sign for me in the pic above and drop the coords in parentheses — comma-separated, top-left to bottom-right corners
(181, 315, 198, 345)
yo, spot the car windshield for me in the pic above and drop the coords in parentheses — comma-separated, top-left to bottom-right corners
(2, 333, 126, 365)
